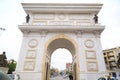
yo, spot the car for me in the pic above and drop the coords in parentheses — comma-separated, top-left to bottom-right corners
(8, 74, 15, 79)
(98, 77, 106, 80)
(0, 71, 13, 80)
(111, 77, 119, 80)
(105, 77, 120, 80)
(8, 73, 20, 80)
(63, 74, 68, 78)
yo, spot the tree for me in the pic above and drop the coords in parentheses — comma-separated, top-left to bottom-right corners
(7, 59, 17, 74)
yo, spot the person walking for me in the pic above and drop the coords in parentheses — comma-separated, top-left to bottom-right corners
(69, 74, 73, 80)
(107, 76, 111, 80)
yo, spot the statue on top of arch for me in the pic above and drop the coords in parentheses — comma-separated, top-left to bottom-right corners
(93, 14, 98, 24)
(0, 52, 7, 67)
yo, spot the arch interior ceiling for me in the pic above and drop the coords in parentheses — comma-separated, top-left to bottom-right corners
(47, 38, 75, 56)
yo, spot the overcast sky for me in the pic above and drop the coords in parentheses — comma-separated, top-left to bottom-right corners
(0, 0, 120, 70)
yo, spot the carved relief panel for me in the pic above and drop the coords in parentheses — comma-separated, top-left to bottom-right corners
(84, 39, 94, 48)
(84, 39, 98, 72)
(26, 50, 37, 59)
(24, 60, 36, 71)
(28, 39, 38, 48)
(87, 61, 98, 71)
(23, 38, 39, 71)
(32, 13, 92, 25)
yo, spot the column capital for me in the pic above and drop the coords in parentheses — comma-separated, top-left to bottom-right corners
(39, 30, 48, 37)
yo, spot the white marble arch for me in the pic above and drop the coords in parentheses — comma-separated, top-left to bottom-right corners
(43, 34, 80, 80)
(16, 3, 107, 80)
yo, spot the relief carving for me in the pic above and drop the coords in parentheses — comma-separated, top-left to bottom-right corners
(24, 61, 35, 71)
(33, 14, 55, 20)
(69, 14, 90, 20)
(49, 21, 74, 25)
(84, 39, 94, 48)
(26, 50, 37, 59)
(57, 14, 66, 20)
(28, 39, 38, 48)
(32, 21, 47, 25)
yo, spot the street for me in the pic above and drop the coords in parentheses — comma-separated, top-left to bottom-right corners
(50, 75, 69, 80)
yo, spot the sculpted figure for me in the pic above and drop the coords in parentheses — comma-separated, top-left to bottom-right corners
(93, 14, 98, 24)
(26, 14, 30, 23)
(0, 52, 7, 67)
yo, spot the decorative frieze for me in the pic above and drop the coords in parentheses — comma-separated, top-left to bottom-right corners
(31, 13, 92, 25)
(33, 14, 55, 20)
(49, 21, 74, 25)
(76, 31, 82, 37)
(39, 30, 48, 37)
(57, 14, 66, 20)
(32, 21, 47, 25)
(69, 14, 91, 20)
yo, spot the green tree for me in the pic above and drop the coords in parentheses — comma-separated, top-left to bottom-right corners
(7, 59, 17, 74)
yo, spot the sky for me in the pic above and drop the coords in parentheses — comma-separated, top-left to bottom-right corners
(0, 0, 120, 70)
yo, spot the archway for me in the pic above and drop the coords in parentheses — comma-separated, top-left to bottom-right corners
(42, 34, 79, 80)
(51, 48, 72, 70)
(50, 48, 72, 77)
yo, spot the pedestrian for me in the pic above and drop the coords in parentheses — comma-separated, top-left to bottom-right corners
(69, 74, 73, 80)
(107, 76, 111, 80)
(17, 74, 20, 80)
(98, 77, 106, 80)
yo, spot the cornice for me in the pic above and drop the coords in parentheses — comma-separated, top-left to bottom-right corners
(19, 25, 105, 34)
(22, 3, 103, 14)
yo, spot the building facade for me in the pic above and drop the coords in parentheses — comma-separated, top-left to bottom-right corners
(103, 47, 120, 77)
(66, 63, 72, 73)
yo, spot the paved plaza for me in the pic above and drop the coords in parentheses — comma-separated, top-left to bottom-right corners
(50, 75, 69, 80)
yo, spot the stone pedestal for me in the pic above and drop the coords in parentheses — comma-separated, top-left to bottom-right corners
(0, 67, 9, 73)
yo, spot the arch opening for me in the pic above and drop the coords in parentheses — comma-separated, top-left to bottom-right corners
(51, 48, 72, 71)
(47, 38, 76, 57)
(44, 37, 78, 80)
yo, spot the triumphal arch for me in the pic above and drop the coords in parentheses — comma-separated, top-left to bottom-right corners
(16, 3, 107, 80)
